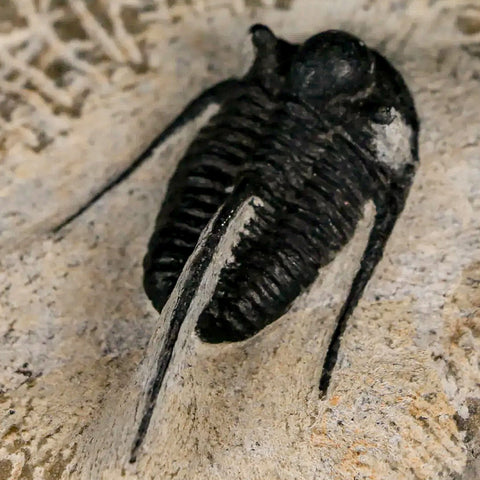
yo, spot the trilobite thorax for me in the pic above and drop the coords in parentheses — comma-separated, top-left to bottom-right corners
(143, 26, 298, 312)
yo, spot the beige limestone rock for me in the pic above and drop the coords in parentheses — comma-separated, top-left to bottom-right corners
(1, 1, 480, 478)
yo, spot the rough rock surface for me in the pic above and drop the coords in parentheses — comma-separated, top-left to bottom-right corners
(1, 1, 480, 479)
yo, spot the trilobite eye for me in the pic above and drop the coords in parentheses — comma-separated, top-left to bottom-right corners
(289, 30, 375, 101)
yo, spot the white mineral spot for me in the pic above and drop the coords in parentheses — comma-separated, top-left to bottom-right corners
(373, 107, 414, 170)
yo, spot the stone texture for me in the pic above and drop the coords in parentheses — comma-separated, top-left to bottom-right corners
(1, 1, 480, 478)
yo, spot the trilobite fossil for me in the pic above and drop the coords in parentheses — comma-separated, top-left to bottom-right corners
(133, 25, 419, 460)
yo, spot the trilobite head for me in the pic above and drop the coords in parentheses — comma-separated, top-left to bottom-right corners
(246, 24, 298, 94)
(288, 30, 375, 104)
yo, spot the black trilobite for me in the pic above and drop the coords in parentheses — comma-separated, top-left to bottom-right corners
(132, 26, 419, 461)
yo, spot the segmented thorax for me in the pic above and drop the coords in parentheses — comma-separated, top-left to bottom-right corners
(143, 84, 279, 311)
(248, 97, 384, 242)
(197, 97, 390, 342)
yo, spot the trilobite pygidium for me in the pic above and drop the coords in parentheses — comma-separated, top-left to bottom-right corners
(134, 25, 419, 460)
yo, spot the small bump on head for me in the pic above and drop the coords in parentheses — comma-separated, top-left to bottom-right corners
(249, 24, 276, 51)
(245, 24, 298, 94)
